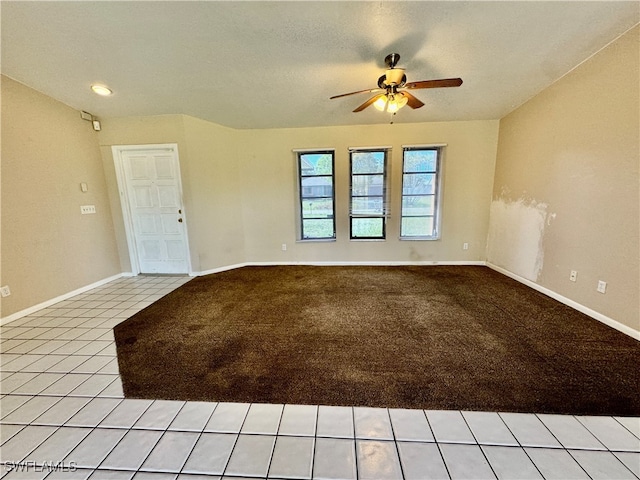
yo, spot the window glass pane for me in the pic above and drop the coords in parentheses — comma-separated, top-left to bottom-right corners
(352, 175, 384, 196)
(298, 151, 335, 240)
(401, 148, 440, 239)
(352, 217, 384, 238)
(302, 219, 334, 239)
(404, 150, 437, 173)
(401, 217, 434, 237)
(299, 153, 333, 175)
(351, 197, 384, 215)
(301, 176, 333, 197)
(401, 196, 435, 216)
(351, 152, 385, 174)
(302, 198, 333, 218)
(350, 149, 387, 240)
(402, 173, 435, 195)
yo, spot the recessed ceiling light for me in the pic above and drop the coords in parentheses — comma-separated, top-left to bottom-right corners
(91, 84, 112, 96)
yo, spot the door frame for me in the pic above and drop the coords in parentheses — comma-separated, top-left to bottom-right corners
(112, 143, 193, 275)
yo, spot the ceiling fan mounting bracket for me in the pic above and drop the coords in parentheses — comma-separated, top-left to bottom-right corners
(384, 53, 401, 69)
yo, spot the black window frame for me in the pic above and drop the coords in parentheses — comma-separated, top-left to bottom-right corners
(400, 146, 442, 240)
(297, 150, 336, 241)
(349, 148, 389, 240)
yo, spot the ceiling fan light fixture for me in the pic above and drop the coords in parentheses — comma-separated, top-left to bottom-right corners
(373, 96, 388, 111)
(386, 93, 408, 113)
(387, 98, 400, 113)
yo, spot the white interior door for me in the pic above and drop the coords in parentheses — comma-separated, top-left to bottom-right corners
(118, 146, 190, 274)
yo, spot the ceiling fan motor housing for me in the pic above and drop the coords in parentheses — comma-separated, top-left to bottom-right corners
(385, 68, 406, 86)
(378, 71, 407, 89)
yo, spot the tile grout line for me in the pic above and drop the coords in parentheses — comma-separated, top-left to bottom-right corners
(423, 411, 453, 480)
(93, 398, 158, 472)
(220, 402, 252, 477)
(459, 412, 499, 479)
(263, 405, 285, 478)
(1, 421, 60, 467)
(130, 400, 186, 475)
(175, 401, 218, 476)
(351, 406, 358, 480)
(309, 405, 320, 480)
(497, 413, 550, 479)
(612, 417, 640, 441)
(386, 408, 406, 479)
(566, 448, 638, 480)
(575, 415, 640, 453)
(2, 393, 67, 427)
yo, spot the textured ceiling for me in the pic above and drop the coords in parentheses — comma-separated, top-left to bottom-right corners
(2, 1, 638, 129)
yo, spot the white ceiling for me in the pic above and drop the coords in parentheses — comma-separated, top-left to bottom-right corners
(2, 1, 638, 129)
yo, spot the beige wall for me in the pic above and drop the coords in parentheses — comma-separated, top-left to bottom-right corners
(488, 26, 639, 331)
(237, 121, 499, 264)
(1, 76, 121, 316)
(98, 115, 499, 273)
(181, 116, 246, 270)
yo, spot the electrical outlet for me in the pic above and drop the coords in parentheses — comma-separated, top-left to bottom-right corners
(0, 285, 10, 297)
(463, 243, 469, 250)
(80, 205, 96, 214)
(569, 270, 577, 282)
(281, 243, 287, 251)
(597, 280, 607, 294)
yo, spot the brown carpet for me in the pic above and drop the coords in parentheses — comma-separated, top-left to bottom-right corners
(114, 265, 640, 415)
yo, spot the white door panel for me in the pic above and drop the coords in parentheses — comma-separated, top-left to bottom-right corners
(120, 147, 189, 274)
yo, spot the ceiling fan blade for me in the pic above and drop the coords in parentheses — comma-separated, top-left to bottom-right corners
(330, 88, 383, 100)
(401, 91, 425, 109)
(404, 78, 463, 90)
(353, 94, 385, 113)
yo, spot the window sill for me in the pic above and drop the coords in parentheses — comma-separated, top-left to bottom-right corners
(399, 236, 440, 241)
(296, 238, 337, 243)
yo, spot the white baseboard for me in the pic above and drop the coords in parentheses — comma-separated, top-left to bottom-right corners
(486, 263, 639, 341)
(1, 273, 125, 326)
(195, 260, 487, 277)
(195, 262, 250, 276)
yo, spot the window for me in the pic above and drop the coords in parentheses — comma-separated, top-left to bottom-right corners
(297, 151, 336, 240)
(400, 147, 442, 239)
(350, 149, 389, 239)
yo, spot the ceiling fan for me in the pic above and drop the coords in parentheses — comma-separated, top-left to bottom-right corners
(330, 53, 462, 114)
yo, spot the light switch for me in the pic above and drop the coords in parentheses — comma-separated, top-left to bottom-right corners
(80, 182, 88, 192)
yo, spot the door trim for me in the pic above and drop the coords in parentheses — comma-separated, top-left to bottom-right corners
(112, 144, 192, 275)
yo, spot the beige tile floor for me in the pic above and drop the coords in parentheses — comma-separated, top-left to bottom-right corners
(1, 275, 639, 479)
